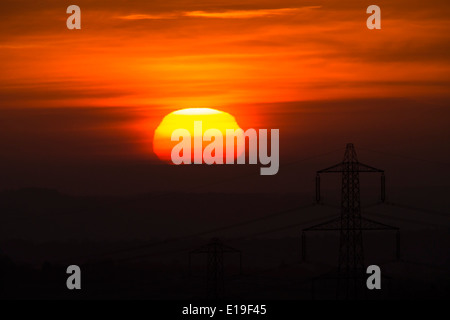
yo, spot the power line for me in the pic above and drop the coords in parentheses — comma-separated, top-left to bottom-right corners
(111, 206, 328, 263)
(364, 211, 444, 228)
(162, 147, 344, 192)
(61, 202, 317, 263)
(0, 148, 342, 225)
(358, 146, 450, 167)
(385, 201, 450, 219)
(236, 213, 338, 240)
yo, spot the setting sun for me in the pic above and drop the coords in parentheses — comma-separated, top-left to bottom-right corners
(153, 108, 243, 163)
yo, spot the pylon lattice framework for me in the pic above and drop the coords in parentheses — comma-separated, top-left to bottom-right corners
(303, 143, 399, 299)
(189, 238, 242, 299)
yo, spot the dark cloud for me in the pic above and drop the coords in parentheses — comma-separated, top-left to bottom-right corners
(0, 82, 135, 103)
(0, 106, 160, 164)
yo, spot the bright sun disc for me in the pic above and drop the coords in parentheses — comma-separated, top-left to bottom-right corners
(153, 108, 243, 163)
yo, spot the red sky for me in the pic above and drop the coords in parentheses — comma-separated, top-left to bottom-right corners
(1, 0, 449, 108)
(0, 0, 449, 194)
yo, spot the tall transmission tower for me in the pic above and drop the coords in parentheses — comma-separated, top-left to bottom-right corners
(302, 143, 399, 299)
(189, 238, 242, 299)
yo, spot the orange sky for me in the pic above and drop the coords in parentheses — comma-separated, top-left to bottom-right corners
(1, 0, 449, 110)
(1, 0, 450, 187)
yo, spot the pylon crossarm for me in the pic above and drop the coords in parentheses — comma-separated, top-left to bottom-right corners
(317, 162, 344, 173)
(303, 217, 341, 231)
(357, 162, 384, 173)
(221, 245, 241, 253)
(303, 216, 398, 232)
(360, 217, 398, 230)
(317, 162, 383, 173)
(190, 246, 210, 254)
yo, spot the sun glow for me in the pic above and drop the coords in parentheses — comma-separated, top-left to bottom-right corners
(153, 108, 243, 163)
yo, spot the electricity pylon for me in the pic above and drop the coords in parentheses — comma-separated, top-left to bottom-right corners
(302, 143, 398, 299)
(189, 238, 242, 299)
